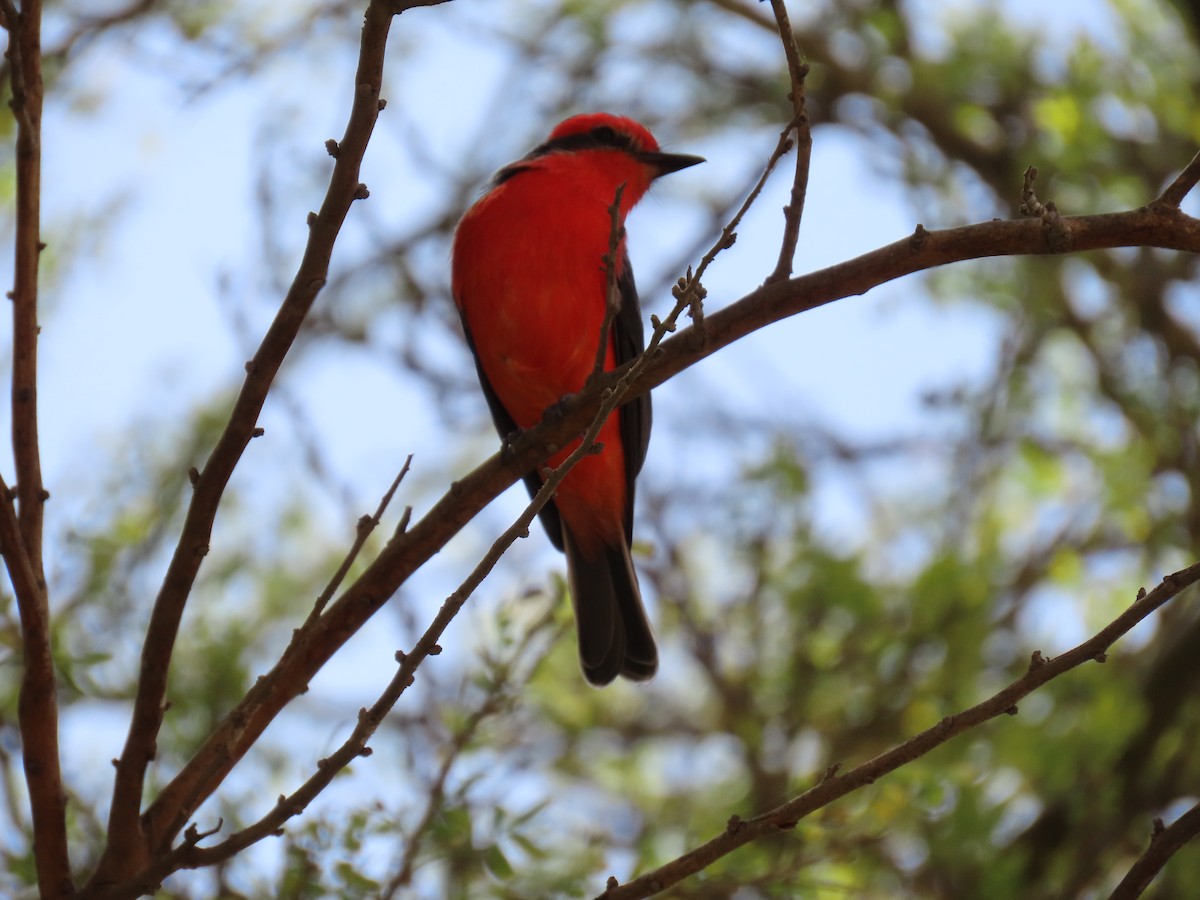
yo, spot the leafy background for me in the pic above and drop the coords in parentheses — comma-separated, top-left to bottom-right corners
(2, 0, 1199, 896)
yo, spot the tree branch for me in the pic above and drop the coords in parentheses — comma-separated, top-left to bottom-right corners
(304, 456, 410, 624)
(0, 474, 70, 897)
(3, 0, 73, 894)
(88, 0, 450, 889)
(598, 565, 1200, 898)
(1156, 148, 1200, 207)
(1109, 800, 1200, 900)
(765, 0, 812, 285)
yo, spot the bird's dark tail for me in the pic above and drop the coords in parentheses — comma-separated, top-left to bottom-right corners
(562, 527, 657, 686)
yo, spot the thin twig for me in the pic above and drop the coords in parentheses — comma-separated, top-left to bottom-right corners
(765, 0, 812, 285)
(1109, 801, 1200, 900)
(1156, 148, 1200, 207)
(599, 565, 1200, 898)
(669, 122, 798, 343)
(305, 457, 411, 624)
(696, 131, 795, 286)
(591, 183, 626, 382)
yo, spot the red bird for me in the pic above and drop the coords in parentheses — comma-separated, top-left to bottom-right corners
(452, 114, 703, 685)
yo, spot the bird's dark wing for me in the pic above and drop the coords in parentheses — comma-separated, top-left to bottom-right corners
(612, 251, 652, 544)
(459, 318, 566, 551)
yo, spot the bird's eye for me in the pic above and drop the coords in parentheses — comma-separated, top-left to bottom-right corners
(591, 125, 620, 145)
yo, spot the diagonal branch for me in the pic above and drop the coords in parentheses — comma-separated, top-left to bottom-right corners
(1109, 800, 1200, 900)
(88, 0, 450, 889)
(305, 456, 411, 624)
(128, 597, 556, 896)
(598, 565, 1200, 899)
(671, 117, 800, 339)
(1156, 148, 1200, 207)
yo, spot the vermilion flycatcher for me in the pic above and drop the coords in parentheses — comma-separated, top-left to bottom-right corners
(452, 113, 703, 685)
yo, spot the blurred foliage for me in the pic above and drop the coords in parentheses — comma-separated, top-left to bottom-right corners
(1, 0, 1199, 897)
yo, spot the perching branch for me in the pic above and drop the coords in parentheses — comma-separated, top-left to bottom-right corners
(598, 564, 1200, 899)
(87, 0, 450, 890)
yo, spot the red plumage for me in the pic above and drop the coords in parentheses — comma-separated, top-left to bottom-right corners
(452, 114, 702, 684)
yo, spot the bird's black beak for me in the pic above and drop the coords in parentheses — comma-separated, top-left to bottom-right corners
(640, 150, 706, 178)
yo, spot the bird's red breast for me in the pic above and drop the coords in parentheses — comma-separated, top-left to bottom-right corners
(450, 113, 701, 683)
(453, 160, 630, 556)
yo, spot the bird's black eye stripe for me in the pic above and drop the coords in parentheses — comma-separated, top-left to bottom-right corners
(525, 126, 639, 160)
(591, 125, 620, 145)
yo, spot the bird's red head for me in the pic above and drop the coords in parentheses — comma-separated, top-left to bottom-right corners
(522, 113, 705, 211)
(545, 113, 662, 154)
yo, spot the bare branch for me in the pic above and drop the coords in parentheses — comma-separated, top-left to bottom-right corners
(380, 604, 556, 897)
(305, 456, 411, 624)
(765, 0, 812, 285)
(598, 565, 1200, 898)
(695, 128, 794, 285)
(1156, 148, 1200, 207)
(0, 472, 70, 896)
(1109, 801, 1200, 900)
(114, 604, 555, 896)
